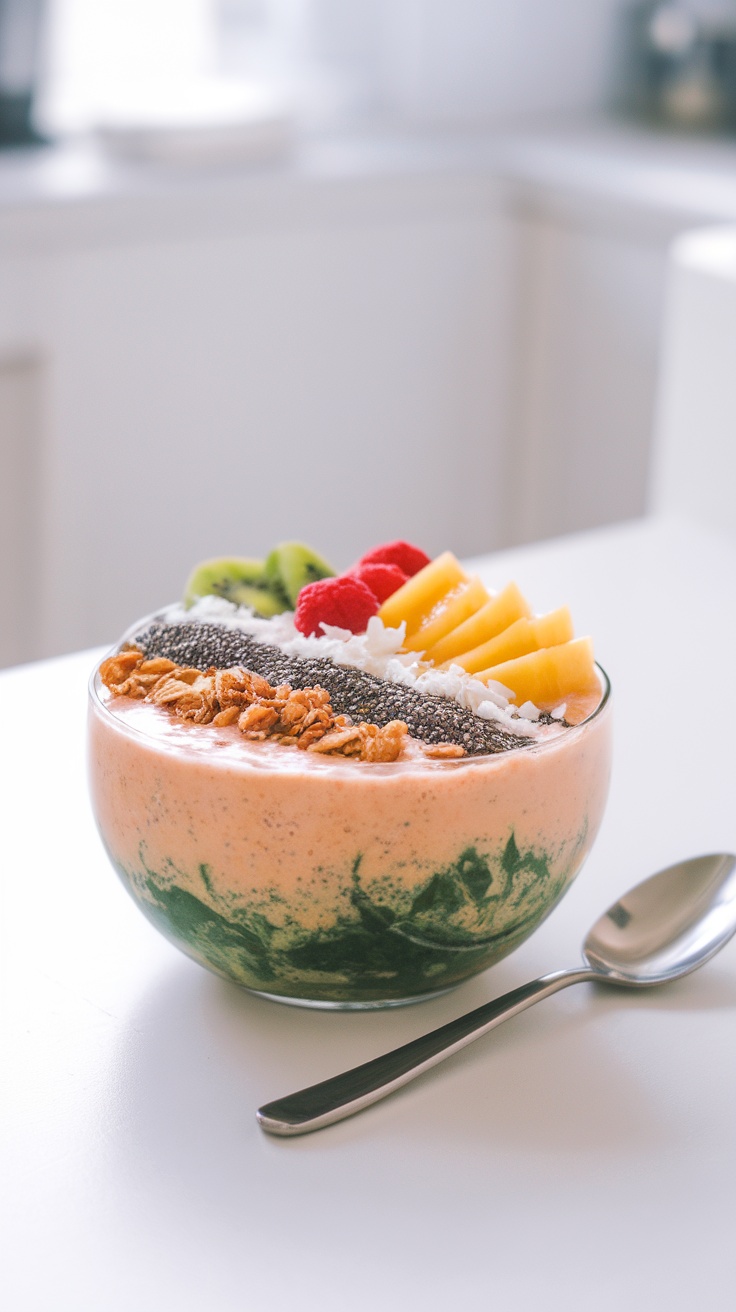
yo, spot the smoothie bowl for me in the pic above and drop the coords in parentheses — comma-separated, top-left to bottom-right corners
(88, 539, 612, 1007)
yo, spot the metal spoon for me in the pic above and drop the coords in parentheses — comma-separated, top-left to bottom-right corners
(257, 852, 736, 1136)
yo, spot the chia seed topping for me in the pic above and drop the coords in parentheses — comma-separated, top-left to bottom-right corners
(134, 620, 533, 755)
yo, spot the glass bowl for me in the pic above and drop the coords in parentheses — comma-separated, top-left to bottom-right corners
(88, 652, 611, 1009)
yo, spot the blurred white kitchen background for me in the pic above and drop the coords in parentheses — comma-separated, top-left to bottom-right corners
(2, 0, 736, 667)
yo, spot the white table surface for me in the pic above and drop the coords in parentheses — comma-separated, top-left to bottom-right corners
(3, 515, 736, 1312)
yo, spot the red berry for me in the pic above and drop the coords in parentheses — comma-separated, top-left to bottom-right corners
(357, 540, 431, 578)
(351, 562, 408, 604)
(294, 575, 379, 636)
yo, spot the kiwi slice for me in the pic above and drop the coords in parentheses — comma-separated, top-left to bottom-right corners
(265, 541, 336, 607)
(184, 557, 287, 618)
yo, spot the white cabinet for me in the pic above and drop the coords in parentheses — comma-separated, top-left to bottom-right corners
(1, 162, 518, 660)
(652, 225, 736, 542)
(507, 213, 668, 543)
(0, 356, 42, 667)
(496, 120, 736, 544)
(3, 124, 736, 664)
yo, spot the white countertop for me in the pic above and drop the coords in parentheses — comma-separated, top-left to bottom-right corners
(3, 515, 736, 1311)
(3, 116, 736, 250)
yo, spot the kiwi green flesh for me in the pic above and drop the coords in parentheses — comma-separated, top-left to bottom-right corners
(226, 583, 286, 617)
(184, 557, 288, 617)
(265, 542, 336, 607)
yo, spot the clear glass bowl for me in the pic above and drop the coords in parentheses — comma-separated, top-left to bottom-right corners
(88, 652, 611, 1009)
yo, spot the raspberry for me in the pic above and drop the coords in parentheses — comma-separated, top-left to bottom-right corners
(351, 562, 408, 604)
(357, 540, 431, 578)
(294, 575, 379, 636)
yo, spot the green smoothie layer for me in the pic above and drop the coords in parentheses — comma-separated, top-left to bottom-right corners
(110, 830, 585, 1003)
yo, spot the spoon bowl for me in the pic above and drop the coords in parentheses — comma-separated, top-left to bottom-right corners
(258, 852, 736, 1135)
(583, 853, 736, 984)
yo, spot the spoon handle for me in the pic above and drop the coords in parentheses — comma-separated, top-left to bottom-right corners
(257, 966, 595, 1136)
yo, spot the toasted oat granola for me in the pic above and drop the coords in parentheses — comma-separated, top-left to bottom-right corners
(99, 645, 460, 762)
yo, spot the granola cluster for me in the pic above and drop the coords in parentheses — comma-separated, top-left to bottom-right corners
(97, 645, 456, 762)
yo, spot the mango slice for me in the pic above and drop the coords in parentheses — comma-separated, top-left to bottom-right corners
(425, 581, 530, 666)
(403, 576, 490, 653)
(532, 606, 574, 650)
(479, 637, 597, 710)
(378, 551, 467, 637)
(446, 607, 573, 674)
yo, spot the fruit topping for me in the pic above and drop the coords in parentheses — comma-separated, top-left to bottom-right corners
(367, 551, 598, 718)
(403, 576, 489, 653)
(447, 607, 574, 674)
(480, 638, 598, 718)
(424, 581, 531, 665)
(377, 551, 467, 635)
(357, 540, 431, 578)
(264, 541, 336, 607)
(178, 533, 601, 734)
(295, 575, 379, 637)
(184, 557, 286, 618)
(351, 562, 408, 604)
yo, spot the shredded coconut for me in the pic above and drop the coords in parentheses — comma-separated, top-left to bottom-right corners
(518, 700, 541, 722)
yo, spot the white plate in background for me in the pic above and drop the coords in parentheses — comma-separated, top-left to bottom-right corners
(94, 79, 294, 165)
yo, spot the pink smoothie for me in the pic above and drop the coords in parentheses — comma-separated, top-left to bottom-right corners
(89, 669, 612, 1005)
